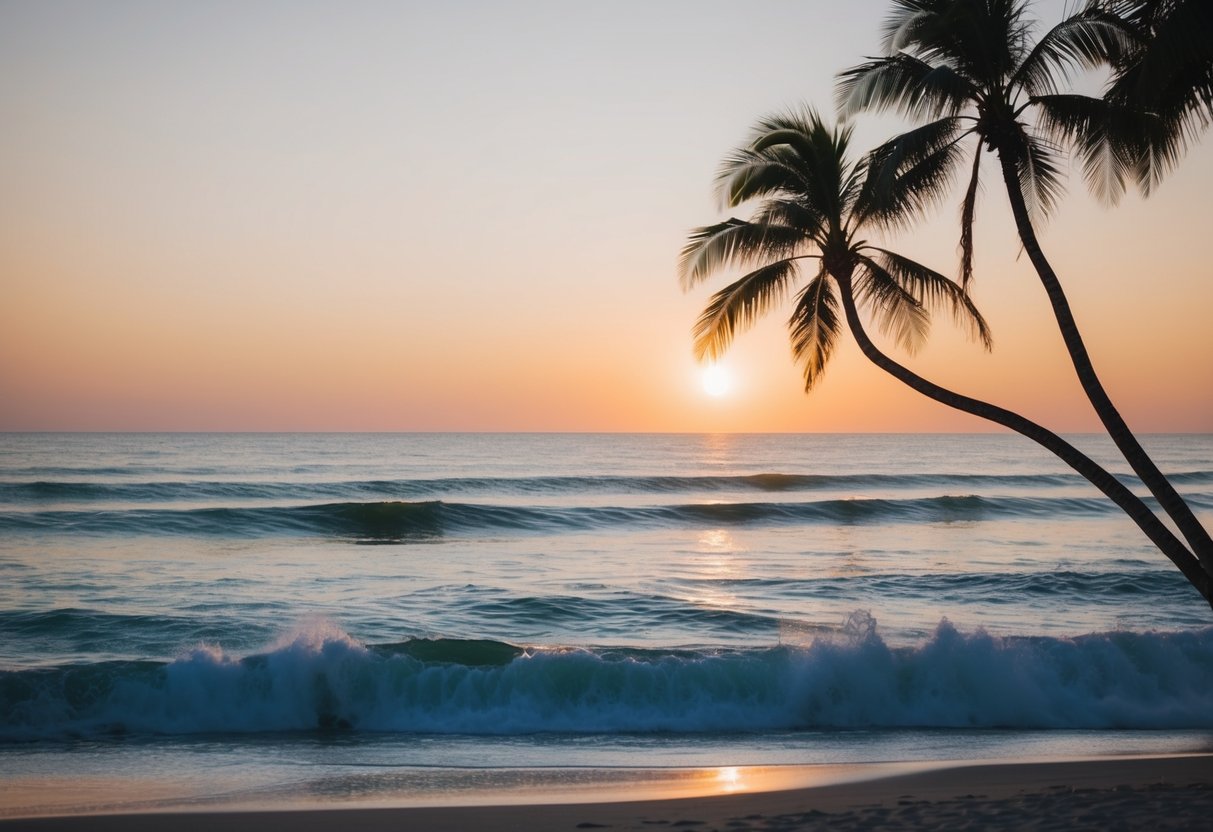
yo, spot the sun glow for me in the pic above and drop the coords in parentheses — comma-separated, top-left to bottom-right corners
(715, 766, 745, 793)
(701, 365, 732, 397)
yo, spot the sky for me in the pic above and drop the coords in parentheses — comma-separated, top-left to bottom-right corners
(2, 0, 1210, 432)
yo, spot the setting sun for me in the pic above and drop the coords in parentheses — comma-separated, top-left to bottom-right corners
(702, 365, 732, 397)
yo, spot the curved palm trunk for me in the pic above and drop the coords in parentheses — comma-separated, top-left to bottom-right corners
(832, 268, 1213, 608)
(992, 152, 1213, 577)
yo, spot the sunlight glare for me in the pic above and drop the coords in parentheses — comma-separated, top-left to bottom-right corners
(716, 766, 745, 793)
(702, 365, 731, 397)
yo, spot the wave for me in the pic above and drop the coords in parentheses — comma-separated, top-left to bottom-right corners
(4, 619, 1212, 739)
(459, 591, 780, 637)
(2, 568, 1187, 669)
(0, 608, 276, 661)
(4, 470, 1212, 504)
(0, 492, 1180, 540)
(705, 569, 1193, 602)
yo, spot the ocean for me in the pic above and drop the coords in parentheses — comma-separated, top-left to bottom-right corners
(2, 432, 1212, 815)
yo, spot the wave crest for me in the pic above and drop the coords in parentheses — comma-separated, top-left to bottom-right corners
(0, 492, 1156, 541)
(3, 619, 1212, 739)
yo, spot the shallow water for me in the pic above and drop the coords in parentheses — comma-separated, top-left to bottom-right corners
(1, 432, 1211, 813)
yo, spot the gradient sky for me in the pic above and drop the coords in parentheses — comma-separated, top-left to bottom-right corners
(2, 0, 1210, 432)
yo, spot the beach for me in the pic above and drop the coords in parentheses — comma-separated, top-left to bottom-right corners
(5, 755, 1212, 831)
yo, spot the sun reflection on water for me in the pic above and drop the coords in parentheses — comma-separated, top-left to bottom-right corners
(683, 528, 745, 610)
(715, 766, 745, 793)
(698, 528, 735, 551)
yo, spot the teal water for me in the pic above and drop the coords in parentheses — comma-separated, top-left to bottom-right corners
(1, 433, 1211, 814)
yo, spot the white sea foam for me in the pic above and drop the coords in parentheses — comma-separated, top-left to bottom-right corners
(4, 618, 1212, 739)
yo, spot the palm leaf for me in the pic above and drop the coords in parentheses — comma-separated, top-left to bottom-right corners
(881, 0, 1029, 86)
(1100, 0, 1213, 189)
(881, 0, 945, 54)
(836, 54, 975, 120)
(1107, 0, 1213, 111)
(679, 220, 805, 290)
(1015, 128, 1066, 222)
(852, 260, 931, 355)
(959, 146, 982, 288)
(858, 117, 969, 228)
(714, 146, 814, 209)
(864, 249, 993, 349)
(750, 198, 827, 236)
(947, 0, 1029, 82)
(787, 266, 840, 392)
(692, 259, 802, 362)
(1106, 57, 1210, 188)
(751, 127, 828, 165)
(1012, 10, 1133, 96)
(742, 116, 851, 232)
(1032, 93, 1154, 203)
(753, 110, 874, 235)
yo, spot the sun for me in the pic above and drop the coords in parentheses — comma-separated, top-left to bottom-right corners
(701, 364, 732, 397)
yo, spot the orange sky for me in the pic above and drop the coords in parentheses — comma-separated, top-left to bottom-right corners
(2, 0, 1210, 432)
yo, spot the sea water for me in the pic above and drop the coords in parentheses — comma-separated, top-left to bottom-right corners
(1, 433, 1212, 815)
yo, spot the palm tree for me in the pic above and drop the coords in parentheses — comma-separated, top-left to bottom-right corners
(680, 108, 1211, 605)
(836, 0, 1213, 586)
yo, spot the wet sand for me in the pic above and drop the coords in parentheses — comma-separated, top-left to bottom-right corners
(4, 754, 1212, 831)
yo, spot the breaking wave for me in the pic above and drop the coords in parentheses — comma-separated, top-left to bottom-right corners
(4, 619, 1212, 739)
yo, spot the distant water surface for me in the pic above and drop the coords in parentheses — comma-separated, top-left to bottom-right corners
(1, 433, 1211, 815)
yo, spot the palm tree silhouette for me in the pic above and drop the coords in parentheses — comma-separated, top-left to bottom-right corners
(681, 109, 991, 391)
(837, 0, 1213, 589)
(680, 108, 1210, 605)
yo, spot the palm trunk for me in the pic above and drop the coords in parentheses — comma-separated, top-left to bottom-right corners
(833, 268, 1213, 608)
(995, 152, 1213, 577)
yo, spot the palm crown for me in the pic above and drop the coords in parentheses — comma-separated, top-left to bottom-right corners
(680, 109, 990, 392)
(836, 0, 1140, 284)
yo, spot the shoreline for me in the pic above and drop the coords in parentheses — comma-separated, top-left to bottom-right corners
(6, 754, 1212, 831)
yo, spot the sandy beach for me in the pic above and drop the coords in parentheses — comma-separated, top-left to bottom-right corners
(5, 754, 1211, 831)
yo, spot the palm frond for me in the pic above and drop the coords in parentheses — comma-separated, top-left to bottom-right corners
(836, 55, 976, 120)
(714, 146, 813, 210)
(679, 220, 806, 290)
(787, 265, 840, 392)
(941, 0, 1030, 84)
(864, 248, 993, 350)
(750, 128, 826, 165)
(1105, 58, 1210, 187)
(740, 112, 852, 232)
(959, 147, 982, 288)
(880, 0, 1030, 87)
(879, 0, 1007, 75)
(852, 260, 931, 355)
(1033, 93, 1156, 203)
(1099, 0, 1213, 189)
(881, 0, 943, 53)
(750, 198, 827, 235)
(1012, 9, 1133, 96)
(1015, 129, 1066, 222)
(692, 259, 802, 362)
(747, 109, 849, 142)
(1106, 0, 1213, 111)
(857, 117, 969, 228)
